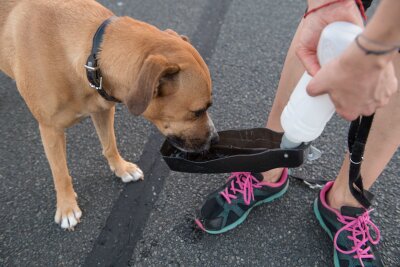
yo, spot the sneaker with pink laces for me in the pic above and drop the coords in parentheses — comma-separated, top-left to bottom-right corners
(195, 169, 289, 234)
(314, 181, 383, 267)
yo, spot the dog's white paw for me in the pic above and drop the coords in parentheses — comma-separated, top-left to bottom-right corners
(54, 198, 82, 231)
(121, 168, 144, 182)
(111, 161, 144, 183)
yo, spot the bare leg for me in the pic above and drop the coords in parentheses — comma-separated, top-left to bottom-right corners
(263, 19, 400, 205)
(263, 20, 306, 182)
(328, 55, 400, 209)
(39, 124, 82, 230)
(91, 106, 144, 182)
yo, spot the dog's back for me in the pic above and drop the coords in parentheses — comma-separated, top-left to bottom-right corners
(0, 0, 112, 79)
(0, 0, 26, 77)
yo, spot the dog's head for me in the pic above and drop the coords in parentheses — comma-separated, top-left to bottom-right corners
(109, 26, 218, 152)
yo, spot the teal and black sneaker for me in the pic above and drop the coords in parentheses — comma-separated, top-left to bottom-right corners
(314, 181, 383, 267)
(195, 169, 289, 234)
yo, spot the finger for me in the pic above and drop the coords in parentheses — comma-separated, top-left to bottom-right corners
(337, 109, 358, 121)
(296, 47, 320, 76)
(335, 102, 358, 121)
(377, 98, 389, 108)
(306, 74, 328, 97)
(382, 64, 398, 95)
(361, 105, 377, 117)
(394, 76, 399, 93)
(390, 76, 398, 94)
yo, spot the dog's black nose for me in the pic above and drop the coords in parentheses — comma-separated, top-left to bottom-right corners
(210, 133, 220, 145)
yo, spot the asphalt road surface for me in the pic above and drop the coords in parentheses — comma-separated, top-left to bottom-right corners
(1, 0, 399, 266)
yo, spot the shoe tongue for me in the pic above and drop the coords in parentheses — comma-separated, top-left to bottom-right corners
(340, 206, 366, 217)
(251, 173, 263, 182)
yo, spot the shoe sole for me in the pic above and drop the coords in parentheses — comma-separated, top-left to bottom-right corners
(204, 180, 289, 235)
(313, 198, 340, 267)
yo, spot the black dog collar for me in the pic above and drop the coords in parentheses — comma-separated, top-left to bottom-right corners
(85, 16, 121, 103)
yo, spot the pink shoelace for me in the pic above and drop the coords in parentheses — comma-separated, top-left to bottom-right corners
(334, 209, 380, 267)
(220, 172, 262, 205)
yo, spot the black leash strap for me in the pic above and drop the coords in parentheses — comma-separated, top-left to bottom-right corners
(348, 114, 375, 208)
(85, 16, 121, 103)
(291, 114, 375, 201)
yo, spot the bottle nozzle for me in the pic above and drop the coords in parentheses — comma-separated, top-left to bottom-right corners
(280, 134, 302, 149)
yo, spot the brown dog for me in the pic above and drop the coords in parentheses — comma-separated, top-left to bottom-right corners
(0, 0, 217, 230)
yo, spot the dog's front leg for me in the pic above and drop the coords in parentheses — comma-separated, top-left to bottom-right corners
(39, 124, 82, 230)
(91, 107, 144, 182)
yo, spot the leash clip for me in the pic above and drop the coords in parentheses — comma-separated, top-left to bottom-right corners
(303, 180, 324, 190)
(306, 145, 322, 161)
(350, 156, 364, 165)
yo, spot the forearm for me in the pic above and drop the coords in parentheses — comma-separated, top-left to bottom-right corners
(364, 0, 400, 45)
(353, 0, 400, 68)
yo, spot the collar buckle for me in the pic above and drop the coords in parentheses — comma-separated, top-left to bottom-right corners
(84, 64, 100, 72)
(89, 76, 103, 91)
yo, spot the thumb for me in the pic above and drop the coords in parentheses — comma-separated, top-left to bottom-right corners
(306, 73, 328, 97)
(296, 47, 320, 76)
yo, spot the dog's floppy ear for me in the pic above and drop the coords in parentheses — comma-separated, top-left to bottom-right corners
(180, 35, 190, 43)
(164, 29, 191, 43)
(126, 55, 180, 115)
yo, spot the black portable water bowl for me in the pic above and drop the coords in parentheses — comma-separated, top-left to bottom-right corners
(160, 128, 309, 173)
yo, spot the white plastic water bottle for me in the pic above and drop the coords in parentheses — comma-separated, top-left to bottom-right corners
(280, 22, 363, 149)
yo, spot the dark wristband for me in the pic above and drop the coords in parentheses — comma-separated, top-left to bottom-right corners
(355, 35, 400, 55)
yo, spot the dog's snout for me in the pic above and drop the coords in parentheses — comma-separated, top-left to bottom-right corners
(210, 132, 219, 145)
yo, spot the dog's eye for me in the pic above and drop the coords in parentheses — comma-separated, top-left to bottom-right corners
(194, 111, 204, 118)
(193, 109, 206, 118)
(192, 102, 212, 118)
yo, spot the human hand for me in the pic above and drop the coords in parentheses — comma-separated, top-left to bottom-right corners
(306, 43, 398, 121)
(296, 0, 364, 76)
